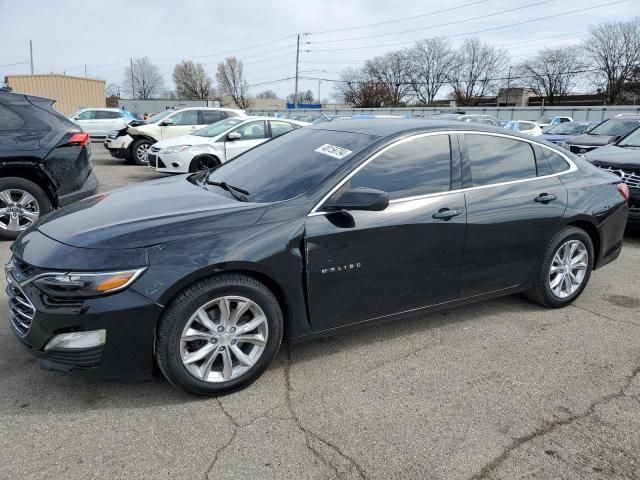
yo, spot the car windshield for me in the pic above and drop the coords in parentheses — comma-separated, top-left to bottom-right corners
(617, 127, 640, 147)
(193, 118, 245, 137)
(205, 128, 379, 203)
(537, 116, 552, 124)
(546, 123, 590, 135)
(589, 119, 640, 136)
(147, 110, 174, 123)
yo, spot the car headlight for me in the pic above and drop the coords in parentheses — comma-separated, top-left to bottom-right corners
(161, 145, 191, 154)
(32, 268, 146, 298)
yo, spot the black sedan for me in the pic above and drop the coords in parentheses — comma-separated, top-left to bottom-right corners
(585, 127, 640, 225)
(8, 120, 629, 395)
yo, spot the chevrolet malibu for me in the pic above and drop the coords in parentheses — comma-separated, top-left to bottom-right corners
(7, 120, 629, 396)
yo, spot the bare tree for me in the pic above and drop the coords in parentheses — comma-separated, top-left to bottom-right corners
(583, 18, 640, 104)
(123, 57, 164, 99)
(449, 38, 507, 105)
(333, 67, 393, 108)
(516, 46, 585, 105)
(172, 60, 212, 99)
(256, 90, 278, 99)
(408, 37, 457, 105)
(105, 82, 120, 97)
(216, 57, 251, 108)
(287, 90, 314, 104)
(364, 50, 413, 106)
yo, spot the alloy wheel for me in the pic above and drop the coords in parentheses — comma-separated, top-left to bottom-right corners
(179, 296, 268, 383)
(0, 189, 40, 233)
(136, 144, 150, 164)
(548, 239, 588, 299)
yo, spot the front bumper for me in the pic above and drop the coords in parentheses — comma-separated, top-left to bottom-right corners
(104, 134, 133, 159)
(9, 276, 162, 380)
(57, 169, 99, 207)
(149, 150, 191, 173)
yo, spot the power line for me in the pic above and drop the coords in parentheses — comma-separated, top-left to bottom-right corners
(307, 0, 627, 53)
(305, 0, 487, 35)
(0, 61, 29, 68)
(307, 0, 556, 45)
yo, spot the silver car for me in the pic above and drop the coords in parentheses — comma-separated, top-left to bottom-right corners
(69, 108, 134, 137)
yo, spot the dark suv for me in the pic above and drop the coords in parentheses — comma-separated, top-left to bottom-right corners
(560, 115, 640, 155)
(0, 89, 98, 239)
(585, 126, 640, 225)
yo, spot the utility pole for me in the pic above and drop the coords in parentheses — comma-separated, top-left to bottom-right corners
(505, 66, 512, 107)
(84, 64, 87, 77)
(130, 58, 135, 100)
(29, 40, 34, 74)
(317, 80, 321, 105)
(294, 34, 300, 109)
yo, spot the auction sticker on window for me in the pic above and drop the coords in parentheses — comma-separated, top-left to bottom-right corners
(314, 144, 353, 159)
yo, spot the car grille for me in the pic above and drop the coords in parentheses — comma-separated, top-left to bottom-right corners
(6, 273, 35, 337)
(148, 154, 157, 167)
(595, 165, 640, 189)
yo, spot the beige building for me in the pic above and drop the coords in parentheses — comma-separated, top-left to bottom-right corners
(4, 74, 105, 116)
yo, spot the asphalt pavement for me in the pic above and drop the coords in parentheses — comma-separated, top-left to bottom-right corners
(1, 144, 639, 479)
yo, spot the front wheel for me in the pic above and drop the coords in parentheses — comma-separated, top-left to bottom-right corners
(526, 226, 594, 308)
(189, 155, 220, 173)
(130, 139, 153, 166)
(156, 274, 283, 396)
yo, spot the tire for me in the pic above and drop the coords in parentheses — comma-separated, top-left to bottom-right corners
(526, 226, 594, 308)
(0, 177, 52, 240)
(156, 273, 283, 396)
(189, 155, 220, 173)
(130, 139, 153, 166)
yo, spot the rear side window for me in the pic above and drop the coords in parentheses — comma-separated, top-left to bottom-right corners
(349, 134, 451, 200)
(0, 104, 25, 130)
(543, 148, 570, 173)
(201, 110, 226, 124)
(95, 111, 121, 119)
(466, 134, 537, 186)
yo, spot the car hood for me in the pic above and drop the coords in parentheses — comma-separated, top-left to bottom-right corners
(36, 175, 268, 250)
(542, 134, 574, 143)
(584, 144, 640, 169)
(154, 135, 211, 149)
(567, 133, 618, 146)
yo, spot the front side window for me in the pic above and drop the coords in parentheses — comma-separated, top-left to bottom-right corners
(348, 135, 451, 200)
(230, 121, 266, 140)
(270, 121, 295, 138)
(466, 134, 537, 186)
(170, 110, 199, 126)
(76, 110, 95, 120)
(193, 118, 244, 137)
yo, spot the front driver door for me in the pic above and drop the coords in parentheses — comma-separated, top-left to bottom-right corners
(304, 133, 467, 331)
(224, 121, 268, 160)
(161, 110, 200, 139)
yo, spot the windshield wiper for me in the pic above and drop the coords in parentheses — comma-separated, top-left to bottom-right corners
(206, 181, 250, 201)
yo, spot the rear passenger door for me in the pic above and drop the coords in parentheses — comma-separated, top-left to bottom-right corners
(460, 133, 568, 297)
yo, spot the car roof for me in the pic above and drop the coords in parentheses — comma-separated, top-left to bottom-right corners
(307, 118, 511, 137)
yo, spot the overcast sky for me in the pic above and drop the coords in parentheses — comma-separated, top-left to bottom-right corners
(1, 0, 638, 100)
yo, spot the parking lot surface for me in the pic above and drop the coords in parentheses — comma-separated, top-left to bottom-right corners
(1, 146, 639, 480)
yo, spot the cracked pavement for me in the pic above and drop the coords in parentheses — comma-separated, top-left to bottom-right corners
(1, 147, 639, 479)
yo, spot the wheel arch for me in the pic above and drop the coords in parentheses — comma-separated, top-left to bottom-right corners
(189, 154, 221, 172)
(565, 218, 601, 268)
(156, 264, 293, 340)
(0, 164, 58, 207)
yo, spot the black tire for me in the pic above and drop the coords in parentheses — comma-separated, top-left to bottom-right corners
(189, 155, 220, 173)
(130, 139, 153, 166)
(0, 177, 52, 240)
(526, 226, 594, 308)
(156, 273, 283, 396)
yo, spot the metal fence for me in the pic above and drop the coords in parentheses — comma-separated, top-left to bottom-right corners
(247, 105, 640, 122)
(117, 99, 220, 114)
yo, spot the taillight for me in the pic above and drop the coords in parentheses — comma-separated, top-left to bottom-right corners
(617, 183, 630, 202)
(57, 132, 90, 147)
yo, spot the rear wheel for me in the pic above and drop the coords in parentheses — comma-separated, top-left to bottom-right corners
(526, 226, 594, 308)
(189, 155, 220, 173)
(156, 273, 283, 396)
(0, 177, 52, 240)
(131, 139, 153, 166)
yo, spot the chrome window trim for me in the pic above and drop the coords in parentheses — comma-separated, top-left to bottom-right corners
(308, 130, 577, 217)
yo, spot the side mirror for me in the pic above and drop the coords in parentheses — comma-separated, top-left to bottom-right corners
(73, 116, 80, 121)
(227, 131, 242, 141)
(324, 187, 389, 212)
(161, 118, 174, 126)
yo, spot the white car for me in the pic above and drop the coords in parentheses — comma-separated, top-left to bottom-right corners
(504, 120, 544, 136)
(148, 117, 309, 173)
(70, 108, 135, 137)
(537, 115, 573, 132)
(105, 107, 246, 165)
